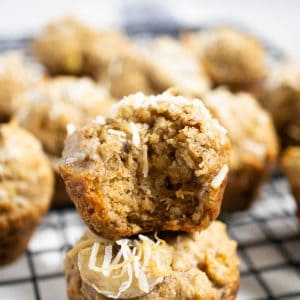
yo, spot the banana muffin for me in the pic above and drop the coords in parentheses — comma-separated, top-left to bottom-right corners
(33, 16, 98, 75)
(259, 61, 300, 147)
(107, 37, 210, 99)
(104, 48, 155, 99)
(281, 147, 300, 218)
(83, 31, 133, 82)
(0, 122, 53, 265)
(59, 92, 230, 239)
(0, 51, 42, 121)
(65, 221, 239, 300)
(203, 88, 278, 212)
(15, 77, 115, 207)
(143, 37, 211, 98)
(182, 27, 267, 89)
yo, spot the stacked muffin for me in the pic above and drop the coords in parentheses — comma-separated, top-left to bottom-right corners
(59, 91, 240, 299)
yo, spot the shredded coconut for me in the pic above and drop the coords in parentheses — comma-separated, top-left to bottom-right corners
(130, 122, 140, 147)
(84, 234, 167, 298)
(211, 164, 229, 189)
(110, 92, 212, 121)
(107, 129, 127, 142)
(93, 115, 106, 125)
(142, 145, 149, 178)
(66, 123, 76, 136)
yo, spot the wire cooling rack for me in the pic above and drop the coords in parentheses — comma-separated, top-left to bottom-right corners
(0, 178, 299, 300)
(0, 23, 299, 299)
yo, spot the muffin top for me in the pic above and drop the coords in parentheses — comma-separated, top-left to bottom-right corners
(182, 27, 267, 85)
(203, 88, 278, 171)
(0, 51, 42, 119)
(33, 16, 98, 75)
(260, 61, 300, 145)
(0, 122, 53, 218)
(66, 221, 239, 299)
(15, 76, 114, 156)
(143, 37, 211, 98)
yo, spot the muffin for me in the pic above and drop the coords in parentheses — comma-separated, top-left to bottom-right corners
(259, 61, 300, 147)
(0, 122, 53, 265)
(105, 48, 155, 99)
(107, 37, 210, 99)
(182, 27, 267, 89)
(281, 147, 300, 218)
(203, 88, 278, 212)
(15, 77, 115, 207)
(59, 91, 230, 240)
(32, 16, 98, 75)
(143, 37, 211, 98)
(83, 31, 133, 82)
(0, 51, 42, 121)
(65, 221, 239, 300)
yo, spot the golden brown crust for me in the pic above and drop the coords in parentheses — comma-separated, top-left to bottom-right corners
(50, 157, 72, 208)
(0, 122, 53, 265)
(281, 147, 300, 217)
(64, 222, 240, 300)
(60, 93, 230, 240)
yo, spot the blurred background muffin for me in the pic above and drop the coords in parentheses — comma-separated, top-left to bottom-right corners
(0, 51, 43, 122)
(281, 147, 300, 218)
(181, 27, 267, 92)
(0, 122, 53, 265)
(33, 16, 99, 76)
(259, 62, 300, 148)
(14, 76, 115, 207)
(203, 88, 278, 212)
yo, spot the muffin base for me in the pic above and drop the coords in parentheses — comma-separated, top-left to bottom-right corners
(0, 208, 40, 265)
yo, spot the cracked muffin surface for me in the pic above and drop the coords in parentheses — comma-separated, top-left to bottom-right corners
(0, 122, 53, 265)
(281, 147, 300, 218)
(65, 221, 239, 300)
(15, 76, 114, 207)
(203, 88, 278, 211)
(59, 92, 230, 239)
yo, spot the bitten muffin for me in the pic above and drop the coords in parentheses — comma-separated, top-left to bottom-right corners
(182, 27, 267, 88)
(15, 77, 115, 207)
(65, 221, 239, 300)
(0, 51, 42, 121)
(203, 88, 278, 212)
(0, 122, 53, 265)
(59, 92, 230, 239)
(32, 16, 98, 75)
(259, 61, 300, 147)
(281, 147, 300, 218)
(107, 37, 210, 99)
